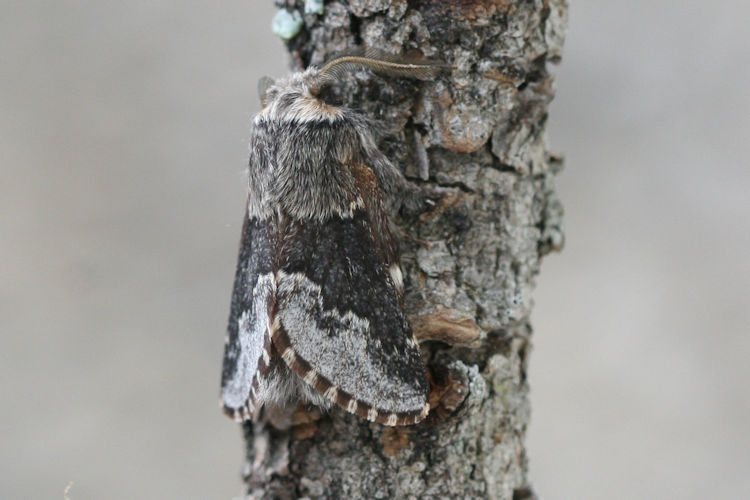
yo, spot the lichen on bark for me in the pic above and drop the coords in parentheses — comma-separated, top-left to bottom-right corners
(239, 1, 568, 498)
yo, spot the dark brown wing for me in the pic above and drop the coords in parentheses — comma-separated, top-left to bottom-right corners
(271, 163, 429, 426)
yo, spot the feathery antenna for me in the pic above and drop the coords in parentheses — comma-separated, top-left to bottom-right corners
(316, 48, 447, 85)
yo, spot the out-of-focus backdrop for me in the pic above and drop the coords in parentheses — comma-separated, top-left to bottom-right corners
(1, 1, 748, 499)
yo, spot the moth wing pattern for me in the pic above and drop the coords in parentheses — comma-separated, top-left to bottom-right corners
(221, 56, 441, 426)
(272, 162, 430, 426)
(220, 212, 277, 421)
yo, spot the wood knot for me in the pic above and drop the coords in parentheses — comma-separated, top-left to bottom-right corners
(413, 309, 480, 346)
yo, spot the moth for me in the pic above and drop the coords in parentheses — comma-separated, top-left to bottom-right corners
(221, 53, 441, 426)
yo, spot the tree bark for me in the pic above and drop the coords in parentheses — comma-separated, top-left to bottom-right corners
(241, 1, 567, 498)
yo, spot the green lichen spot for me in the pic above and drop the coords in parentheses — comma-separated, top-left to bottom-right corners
(271, 9, 303, 40)
(304, 0, 325, 15)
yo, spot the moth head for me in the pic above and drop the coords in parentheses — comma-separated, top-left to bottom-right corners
(256, 68, 340, 122)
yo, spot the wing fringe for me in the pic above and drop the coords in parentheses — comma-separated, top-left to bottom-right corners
(272, 322, 429, 426)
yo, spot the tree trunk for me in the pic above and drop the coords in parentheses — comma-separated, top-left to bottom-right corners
(241, 1, 567, 498)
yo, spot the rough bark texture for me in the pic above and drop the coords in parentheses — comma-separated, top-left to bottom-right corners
(242, 1, 567, 498)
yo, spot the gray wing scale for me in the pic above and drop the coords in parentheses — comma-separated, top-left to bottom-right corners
(271, 211, 430, 425)
(220, 214, 276, 421)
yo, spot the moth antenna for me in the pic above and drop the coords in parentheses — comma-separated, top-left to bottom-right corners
(315, 48, 448, 90)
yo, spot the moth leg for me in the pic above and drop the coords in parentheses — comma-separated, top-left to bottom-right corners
(366, 146, 438, 218)
(413, 128, 430, 181)
(427, 364, 469, 422)
(292, 405, 324, 425)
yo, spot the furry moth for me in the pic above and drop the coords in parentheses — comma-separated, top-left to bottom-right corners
(220, 52, 441, 426)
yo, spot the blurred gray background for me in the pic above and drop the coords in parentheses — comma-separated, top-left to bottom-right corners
(1, 1, 748, 499)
